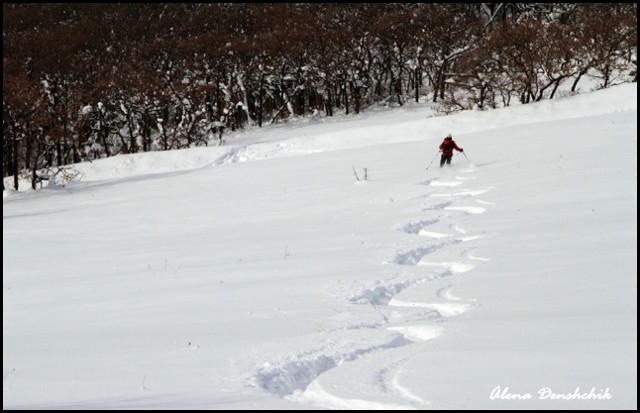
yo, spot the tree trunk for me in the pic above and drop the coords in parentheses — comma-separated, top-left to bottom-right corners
(12, 128, 19, 190)
(325, 79, 333, 117)
(415, 68, 420, 103)
(571, 69, 587, 92)
(343, 82, 349, 115)
(258, 74, 264, 127)
(351, 80, 360, 114)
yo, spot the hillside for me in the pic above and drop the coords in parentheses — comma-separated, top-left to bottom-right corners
(3, 84, 637, 409)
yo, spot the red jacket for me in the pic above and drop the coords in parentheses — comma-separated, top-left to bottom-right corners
(439, 138, 462, 156)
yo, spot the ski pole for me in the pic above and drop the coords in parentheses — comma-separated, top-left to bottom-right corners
(426, 151, 441, 171)
(462, 151, 471, 164)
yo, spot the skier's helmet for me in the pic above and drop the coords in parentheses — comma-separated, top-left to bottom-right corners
(445, 133, 452, 139)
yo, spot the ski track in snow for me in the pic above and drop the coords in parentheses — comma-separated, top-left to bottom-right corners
(253, 167, 492, 408)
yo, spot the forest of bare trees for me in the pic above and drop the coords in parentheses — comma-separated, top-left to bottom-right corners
(3, 3, 636, 189)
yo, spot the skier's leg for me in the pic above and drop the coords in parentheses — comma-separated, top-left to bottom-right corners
(446, 156, 452, 165)
(440, 156, 446, 167)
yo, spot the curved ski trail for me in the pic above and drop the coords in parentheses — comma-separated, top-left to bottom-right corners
(252, 165, 492, 408)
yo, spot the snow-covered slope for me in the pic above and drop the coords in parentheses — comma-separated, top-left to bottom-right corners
(3, 84, 637, 409)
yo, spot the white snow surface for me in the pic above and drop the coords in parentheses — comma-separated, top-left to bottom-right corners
(3, 84, 637, 409)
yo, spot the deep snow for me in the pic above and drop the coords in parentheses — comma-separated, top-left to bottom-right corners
(3, 84, 637, 410)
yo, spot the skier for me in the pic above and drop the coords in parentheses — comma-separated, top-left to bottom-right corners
(439, 134, 463, 167)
